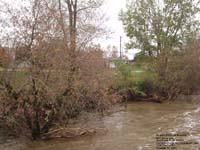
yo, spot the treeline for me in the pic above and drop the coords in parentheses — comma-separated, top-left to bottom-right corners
(119, 0, 200, 100)
(0, 0, 120, 140)
(1, 0, 200, 141)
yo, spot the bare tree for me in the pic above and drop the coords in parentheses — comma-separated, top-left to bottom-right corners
(0, 0, 119, 140)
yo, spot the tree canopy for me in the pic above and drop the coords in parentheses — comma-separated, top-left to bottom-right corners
(120, 0, 200, 57)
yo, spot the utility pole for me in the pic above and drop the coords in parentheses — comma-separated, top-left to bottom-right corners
(120, 36, 122, 60)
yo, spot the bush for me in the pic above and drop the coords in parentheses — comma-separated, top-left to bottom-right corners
(113, 60, 158, 99)
(152, 40, 200, 99)
(136, 78, 156, 95)
(0, 47, 120, 139)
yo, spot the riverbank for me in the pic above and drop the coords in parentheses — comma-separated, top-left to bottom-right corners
(2, 99, 200, 150)
(0, 104, 125, 150)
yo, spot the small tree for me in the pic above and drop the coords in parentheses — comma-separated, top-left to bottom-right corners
(0, 0, 119, 140)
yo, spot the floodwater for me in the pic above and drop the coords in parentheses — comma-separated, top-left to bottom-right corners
(6, 101, 200, 150)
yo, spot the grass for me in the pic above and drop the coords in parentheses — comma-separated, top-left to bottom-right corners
(131, 64, 156, 84)
(0, 69, 28, 89)
(114, 61, 158, 96)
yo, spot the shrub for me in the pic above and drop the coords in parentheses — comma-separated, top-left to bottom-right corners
(0, 47, 119, 139)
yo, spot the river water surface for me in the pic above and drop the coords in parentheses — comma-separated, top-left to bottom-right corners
(11, 101, 200, 149)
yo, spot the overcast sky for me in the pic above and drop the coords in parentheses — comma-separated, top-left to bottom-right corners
(0, 0, 136, 59)
(105, 0, 126, 36)
(104, 0, 136, 59)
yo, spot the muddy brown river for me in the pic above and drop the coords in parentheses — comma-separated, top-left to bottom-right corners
(4, 101, 200, 150)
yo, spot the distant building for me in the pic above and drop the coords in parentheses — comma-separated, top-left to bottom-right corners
(108, 56, 135, 69)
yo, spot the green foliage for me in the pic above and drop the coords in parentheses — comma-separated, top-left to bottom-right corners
(135, 75, 157, 95)
(120, 0, 200, 57)
(115, 60, 132, 81)
(120, 0, 200, 99)
(114, 60, 157, 98)
(114, 61, 136, 97)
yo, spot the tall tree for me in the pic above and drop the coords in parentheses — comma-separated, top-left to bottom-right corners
(120, 0, 200, 74)
(0, 0, 107, 139)
(120, 0, 200, 99)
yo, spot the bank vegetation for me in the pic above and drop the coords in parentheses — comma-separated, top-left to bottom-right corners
(0, 0, 120, 140)
(1, 0, 200, 141)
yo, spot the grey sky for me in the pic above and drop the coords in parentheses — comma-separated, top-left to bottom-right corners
(105, 0, 126, 36)
(0, 0, 137, 59)
(104, 0, 136, 59)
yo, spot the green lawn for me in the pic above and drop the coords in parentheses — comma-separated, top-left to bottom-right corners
(131, 64, 156, 84)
